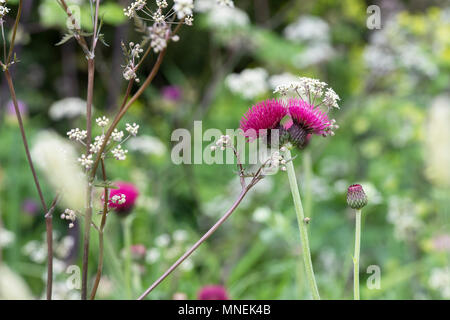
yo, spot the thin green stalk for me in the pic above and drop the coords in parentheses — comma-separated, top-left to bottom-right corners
(122, 216, 133, 299)
(353, 209, 362, 300)
(285, 148, 320, 300)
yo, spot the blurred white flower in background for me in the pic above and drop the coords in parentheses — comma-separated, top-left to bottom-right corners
(173, 229, 189, 242)
(429, 267, 450, 298)
(284, 15, 330, 43)
(363, 15, 440, 77)
(387, 196, 423, 241)
(226, 68, 268, 99)
(127, 135, 166, 156)
(0, 227, 15, 248)
(48, 97, 88, 121)
(146, 248, 161, 264)
(425, 95, 450, 188)
(283, 15, 335, 68)
(31, 131, 87, 210)
(252, 206, 271, 223)
(293, 42, 335, 68)
(0, 265, 33, 299)
(195, 0, 248, 28)
(207, 5, 249, 29)
(155, 233, 171, 247)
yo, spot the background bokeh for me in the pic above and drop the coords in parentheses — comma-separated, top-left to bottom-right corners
(0, 0, 449, 299)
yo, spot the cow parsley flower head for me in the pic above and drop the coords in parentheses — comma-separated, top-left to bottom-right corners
(173, 0, 194, 19)
(60, 209, 77, 229)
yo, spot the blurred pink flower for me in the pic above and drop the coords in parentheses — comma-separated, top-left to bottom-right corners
(197, 285, 229, 300)
(5, 100, 28, 119)
(22, 198, 39, 215)
(130, 244, 146, 259)
(161, 85, 182, 102)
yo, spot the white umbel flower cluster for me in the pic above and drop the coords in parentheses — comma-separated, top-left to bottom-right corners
(123, 0, 194, 55)
(67, 128, 87, 142)
(0, 0, 10, 18)
(111, 194, 126, 205)
(122, 42, 144, 82)
(268, 149, 287, 172)
(274, 76, 341, 110)
(173, 0, 194, 19)
(126, 123, 140, 136)
(123, 0, 146, 18)
(211, 135, 232, 151)
(60, 209, 77, 229)
(78, 154, 93, 169)
(68, 117, 140, 167)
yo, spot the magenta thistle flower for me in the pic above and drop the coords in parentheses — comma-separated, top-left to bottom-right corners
(197, 285, 229, 300)
(105, 181, 139, 216)
(239, 99, 288, 141)
(347, 184, 368, 209)
(286, 98, 332, 148)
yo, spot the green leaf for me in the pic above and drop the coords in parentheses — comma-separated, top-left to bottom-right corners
(55, 33, 74, 46)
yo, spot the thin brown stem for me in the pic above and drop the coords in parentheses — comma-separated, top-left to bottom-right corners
(89, 22, 184, 179)
(81, 57, 96, 301)
(3, 69, 54, 299)
(138, 185, 253, 300)
(89, 48, 167, 179)
(6, 0, 23, 65)
(90, 158, 109, 300)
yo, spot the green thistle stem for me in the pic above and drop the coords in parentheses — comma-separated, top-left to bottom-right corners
(353, 209, 362, 300)
(122, 216, 133, 299)
(285, 148, 320, 300)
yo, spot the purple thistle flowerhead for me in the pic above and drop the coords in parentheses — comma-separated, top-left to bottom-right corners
(239, 99, 288, 142)
(347, 184, 368, 209)
(286, 98, 332, 148)
(197, 285, 229, 300)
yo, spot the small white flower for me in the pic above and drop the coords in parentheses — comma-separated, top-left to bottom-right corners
(67, 128, 87, 142)
(111, 194, 126, 205)
(156, 0, 168, 8)
(0, 4, 10, 18)
(78, 154, 93, 169)
(173, 0, 194, 19)
(90, 135, 107, 154)
(111, 145, 128, 161)
(61, 209, 77, 229)
(123, 0, 146, 18)
(184, 15, 194, 26)
(126, 123, 139, 136)
(96, 116, 109, 127)
(111, 129, 124, 142)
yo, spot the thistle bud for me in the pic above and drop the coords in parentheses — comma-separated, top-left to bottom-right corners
(347, 184, 368, 209)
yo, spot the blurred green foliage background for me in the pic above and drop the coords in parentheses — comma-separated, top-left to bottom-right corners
(0, 0, 449, 300)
